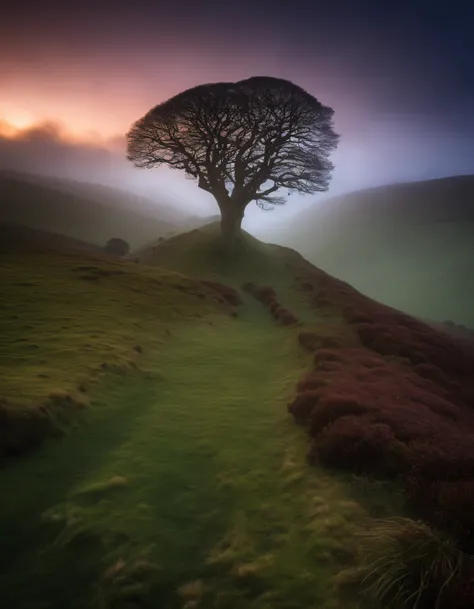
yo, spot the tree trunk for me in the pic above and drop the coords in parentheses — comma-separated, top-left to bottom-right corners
(220, 204, 244, 253)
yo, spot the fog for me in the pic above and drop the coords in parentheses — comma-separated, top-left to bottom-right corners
(1, 117, 474, 235)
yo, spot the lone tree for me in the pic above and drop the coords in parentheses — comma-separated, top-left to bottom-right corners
(126, 76, 339, 250)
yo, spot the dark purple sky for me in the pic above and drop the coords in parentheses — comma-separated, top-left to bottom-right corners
(1, 0, 473, 227)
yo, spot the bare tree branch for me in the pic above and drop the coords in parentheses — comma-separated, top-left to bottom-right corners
(126, 76, 339, 245)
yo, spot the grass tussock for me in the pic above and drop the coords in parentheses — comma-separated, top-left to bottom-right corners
(338, 517, 470, 609)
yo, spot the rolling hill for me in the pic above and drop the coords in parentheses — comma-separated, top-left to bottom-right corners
(264, 175, 474, 327)
(1, 223, 474, 609)
(0, 170, 209, 250)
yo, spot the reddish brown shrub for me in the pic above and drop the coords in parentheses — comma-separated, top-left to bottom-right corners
(254, 285, 277, 304)
(311, 415, 407, 476)
(411, 392, 461, 421)
(313, 348, 344, 363)
(320, 336, 344, 349)
(314, 360, 342, 373)
(298, 331, 320, 351)
(356, 323, 380, 347)
(414, 363, 451, 387)
(287, 390, 322, 423)
(405, 476, 474, 553)
(308, 395, 373, 435)
(407, 435, 474, 482)
(268, 299, 280, 315)
(296, 373, 329, 393)
(271, 305, 285, 319)
(276, 308, 298, 325)
(201, 280, 242, 306)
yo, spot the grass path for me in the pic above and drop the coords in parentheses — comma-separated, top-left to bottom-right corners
(0, 302, 374, 609)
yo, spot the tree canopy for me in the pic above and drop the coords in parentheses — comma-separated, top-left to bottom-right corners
(126, 76, 339, 248)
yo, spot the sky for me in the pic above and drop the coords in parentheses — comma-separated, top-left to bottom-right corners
(1, 0, 474, 231)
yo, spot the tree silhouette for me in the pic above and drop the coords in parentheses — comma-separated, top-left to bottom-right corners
(104, 237, 130, 257)
(126, 76, 339, 250)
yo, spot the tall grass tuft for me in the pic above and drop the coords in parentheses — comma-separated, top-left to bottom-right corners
(348, 517, 465, 609)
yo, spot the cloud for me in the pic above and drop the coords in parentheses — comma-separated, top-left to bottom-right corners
(0, 121, 113, 176)
(0, 120, 217, 216)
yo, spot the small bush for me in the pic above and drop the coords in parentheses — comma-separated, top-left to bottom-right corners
(254, 285, 277, 304)
(276, 308, 298, 325)
(268, 299, 280, 315)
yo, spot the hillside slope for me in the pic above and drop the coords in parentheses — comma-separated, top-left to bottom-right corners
(1, 224, 474, 609)
(0, 171, 197, 249)
(264, 175, 474, 327)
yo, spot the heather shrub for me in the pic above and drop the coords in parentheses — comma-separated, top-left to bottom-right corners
(313, 348, 344, 363)
(406, 436, 474, 482)
(308, 395, 372, 435)
(268, 299, 280, 315)
(271, 305, 285, 319)
(296, 373, 329, 393)
(414, 363, 451, 387)
(314, 359, 341, 372)
(313, 415, 407, 476)
(276, 309, 298, 325)
(287, 390, 321, 423)
(298, 331, 320, 351)
(254, 285, 277, 304)
(201, 281, 242, 306)
(320, 335, 344, 348)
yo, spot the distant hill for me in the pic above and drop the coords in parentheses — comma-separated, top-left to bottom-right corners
(0, 222, 106, 255)
(265, 175, 474, 327)
(0, 170, 205, 250)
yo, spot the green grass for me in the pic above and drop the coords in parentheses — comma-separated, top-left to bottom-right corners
(0, 230, 406, 608)
(0, 248, 229, 407)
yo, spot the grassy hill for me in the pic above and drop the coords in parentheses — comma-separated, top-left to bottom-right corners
(264, 175, 474, 327)
(1, 224, 474, 609)
(0, 171, 204, 250)
(0, 221, 104, 254)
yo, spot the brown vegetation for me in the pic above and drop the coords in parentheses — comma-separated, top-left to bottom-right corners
(287, 266, 474, 602)
(242, 282, 299, 326)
